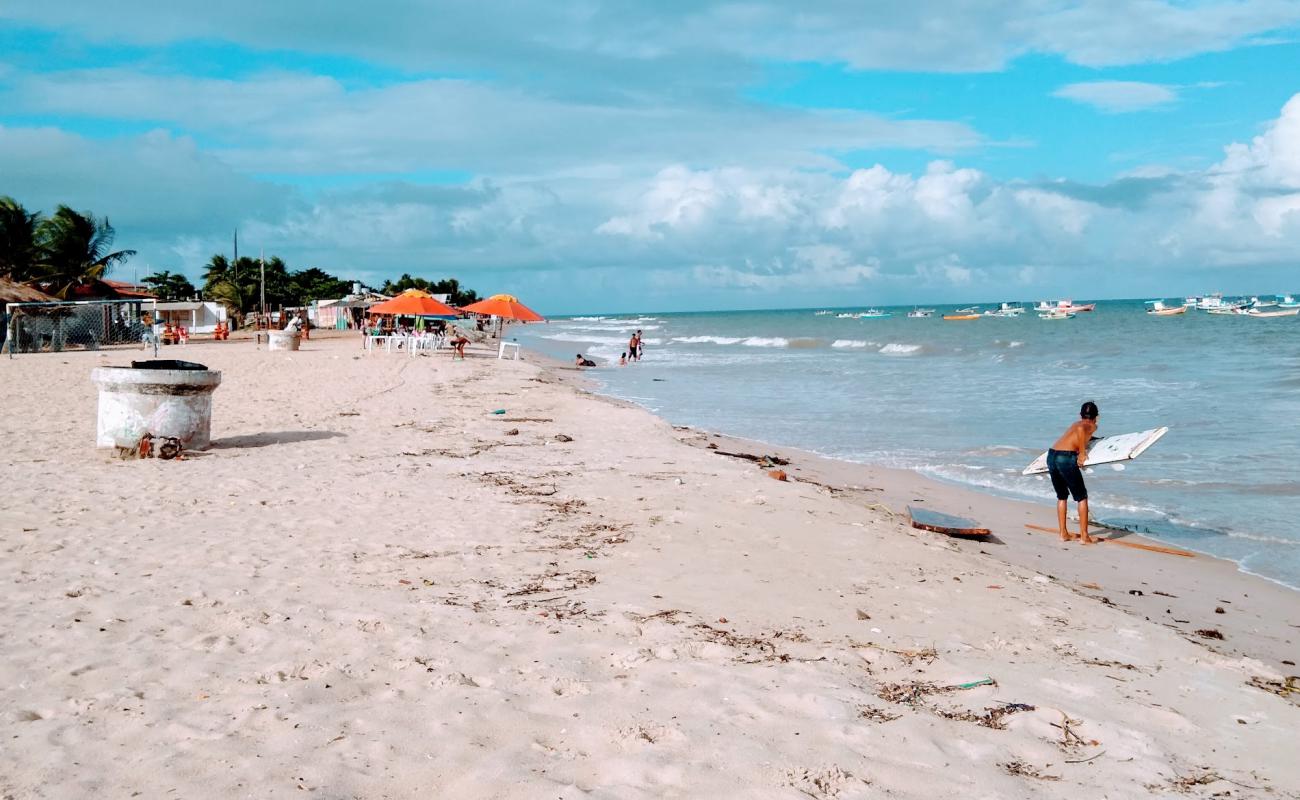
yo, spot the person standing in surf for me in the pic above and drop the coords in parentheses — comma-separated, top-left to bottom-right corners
(1047, 401, 1099, 544)
(628, 330, 641, 363)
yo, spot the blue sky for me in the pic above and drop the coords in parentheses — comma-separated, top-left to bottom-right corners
(2, 2, 1299, 313)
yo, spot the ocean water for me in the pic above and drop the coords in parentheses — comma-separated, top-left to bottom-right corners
(514, 302, 1300, 589)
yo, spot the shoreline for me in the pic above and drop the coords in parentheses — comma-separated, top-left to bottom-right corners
(2, 331, 1297, 797)
(533, 348, 1299, 673)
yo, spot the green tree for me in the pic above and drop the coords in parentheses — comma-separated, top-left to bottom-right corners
(380, 273, 480, 306)
(37, 205, 136, 298)
(0, 196, 44, 282)
(141, 270, 198, 301)
(291, 267, 351, 303)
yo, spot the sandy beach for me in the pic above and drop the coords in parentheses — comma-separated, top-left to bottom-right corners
(2, 331, 1297, 799)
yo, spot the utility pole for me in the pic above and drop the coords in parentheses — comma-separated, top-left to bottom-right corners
(233, 229, 240, 326)
(259, 248, 266, 324)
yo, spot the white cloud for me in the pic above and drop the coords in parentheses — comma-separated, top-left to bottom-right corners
(1, 68, 981, 177)
(3, 1, 1297, 78)
(1054, 81, 1179, 113)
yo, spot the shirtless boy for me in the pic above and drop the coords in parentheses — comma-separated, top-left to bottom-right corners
(1048, 401, 1099, 544)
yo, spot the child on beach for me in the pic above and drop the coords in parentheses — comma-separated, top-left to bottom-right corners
(619, 352, 627, 366)
(1047, 401, 1099, 544)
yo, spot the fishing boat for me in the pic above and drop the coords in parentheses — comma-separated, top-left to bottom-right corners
(983, 302, 1025, 317)
(1054, 299, 1095, 313)
(1038, 309, 1075, 320)
(1145, 300, 1187, 316)
(813, 310, 835, 316)
(858, 309, 892, 319)
(943, 313, 981, 321)
(1206, 300, 1248, 315)
(1183, 296, 1200, 307)
(956, 306, 980, 314)
(1034, 300, 1054, 312)
(835, 312, 858, 319)
(906, 308, 935, 318)
(1278, 294, 1300, 309)
(1243, 306, 1300, 318)
(1196, 294, 1232, 311)
(1248, 296, 1278, 309)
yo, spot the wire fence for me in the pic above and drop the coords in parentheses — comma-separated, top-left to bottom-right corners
(3, 299, 158, 357)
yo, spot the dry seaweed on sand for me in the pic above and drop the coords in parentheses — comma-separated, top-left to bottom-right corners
(1247, 675, 1299, 697)
(937, 702, 1035, 730)
(857, 706, 902, 723)
(999, 761, 1060, 781)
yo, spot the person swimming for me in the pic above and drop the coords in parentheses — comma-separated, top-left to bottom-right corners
(1048, 401, 1099, 543)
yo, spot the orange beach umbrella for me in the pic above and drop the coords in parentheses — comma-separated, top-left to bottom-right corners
(368, 290, 459, 318)
(460, 294, 545, 322)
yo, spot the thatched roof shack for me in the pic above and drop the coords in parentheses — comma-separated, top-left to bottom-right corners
(0, 278, 57, 308)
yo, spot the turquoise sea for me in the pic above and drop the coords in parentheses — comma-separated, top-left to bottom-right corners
(514, 300, 1300, 590)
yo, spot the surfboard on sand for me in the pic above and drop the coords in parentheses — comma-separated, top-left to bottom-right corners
(909, 506, 991, 537)
(1022, 427, 1169, 476)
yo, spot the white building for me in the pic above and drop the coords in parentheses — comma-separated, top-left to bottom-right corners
(153, 301, 228, 333)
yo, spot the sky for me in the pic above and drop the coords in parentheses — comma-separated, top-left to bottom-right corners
(1, 2, 1299, 314)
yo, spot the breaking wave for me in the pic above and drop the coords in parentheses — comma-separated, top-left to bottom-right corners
(879, 343, 922, 356)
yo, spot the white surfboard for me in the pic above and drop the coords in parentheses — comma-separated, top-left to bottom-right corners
(1023, 427, 1169, 476)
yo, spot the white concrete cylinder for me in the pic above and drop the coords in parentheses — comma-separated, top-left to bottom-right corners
(90, 365, 222, 450)
(267, 331, 302, 351)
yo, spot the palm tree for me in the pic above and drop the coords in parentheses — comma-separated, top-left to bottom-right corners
(0, 196, 43, 282)
(141, 270, 197, 301)
(37, 205, 136, 298)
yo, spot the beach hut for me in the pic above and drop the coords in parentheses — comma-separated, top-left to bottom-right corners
(1, 278, 58, 351)
(153, 300, 228, 334)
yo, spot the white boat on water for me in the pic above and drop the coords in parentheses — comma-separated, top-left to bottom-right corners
(859, 309, 891, 318)
(1145, 300, 1187, 316)
(813, 310, 835, 316)
(1243, 306, 1299, 318)
(1038, 309, 1075, 320)
(1279, 294, 1300, 309)
(984, 302, 1025, 317)
(906, 308, 935, 318)
(956, 306, 980, 314)
(1248, 296, 1278, 309)
(1183, 296, 1200, 307)
(1196, 294, 1233, 311)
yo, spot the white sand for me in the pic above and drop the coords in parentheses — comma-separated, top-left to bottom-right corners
(1, 332, 1297, 798)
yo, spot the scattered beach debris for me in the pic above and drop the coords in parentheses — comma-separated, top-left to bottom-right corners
(1051, 712, 1100, 749)
(781, 766, 863, 798)
(1215, 606, 1225, 614)
(1128, 589, 1144, 596)
(858, 706, 902, 723)
(937, 702, 1035, 730)
(999, 760, 1061, 781)
(1195, 628, 1225, 640)
(554, 434, 574, 442)
(1080, 582, 1102, 590)
(712, 449, 790, 467)
(855, 609, 871, 620)
(115, 432, 184, 461)
(504, 428, 520, 436)
(877, 677, 996, 705)
(767, 469, 788, 481)
(491, 409, 507, 414)
(908, 506, 990, 537)
(1247, 675, 1299, 697)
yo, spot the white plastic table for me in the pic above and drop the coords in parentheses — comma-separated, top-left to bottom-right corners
(498, 341, 521, 360)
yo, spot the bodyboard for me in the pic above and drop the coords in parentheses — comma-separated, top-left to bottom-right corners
(909, 506, 991, 537)
(1023, 427, 1168, 476)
